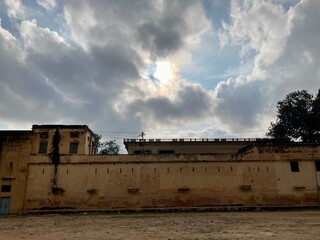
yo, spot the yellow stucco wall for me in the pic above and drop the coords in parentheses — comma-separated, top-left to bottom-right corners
(31, 126, 94, 156)
(2, 126, 320, 214)
(0, 133, 31, 214)
(0, 125, 95, 214)
(23, 146, 320, 211)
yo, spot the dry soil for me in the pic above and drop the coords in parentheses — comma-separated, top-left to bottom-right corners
(1, 210, 320, 239)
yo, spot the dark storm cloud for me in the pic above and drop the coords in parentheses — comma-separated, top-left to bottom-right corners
(125, 82, 214, 126)
(136, 1, 210, 58)
(64, 0, 209, 57)
(213, 77, 270, 130)
(90, 45, 141, 87)
(44, 0, 210, 131)
(0, 28, 62, 124)
(138, 21, 183, 58)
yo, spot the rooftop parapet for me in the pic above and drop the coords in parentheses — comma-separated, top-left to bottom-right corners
(124, 138, 270, 143)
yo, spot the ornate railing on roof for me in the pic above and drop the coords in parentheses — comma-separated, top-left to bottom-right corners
(124, 138, 270, 143)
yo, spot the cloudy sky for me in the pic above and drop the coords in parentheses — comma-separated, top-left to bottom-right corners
(0, 0, 319, 146)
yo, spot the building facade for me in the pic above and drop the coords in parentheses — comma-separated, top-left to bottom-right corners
(0, 125, 95, 214)
(0, 131, 32, 214)
(1, 125, 320, 214)
(124, 138, 262, 154)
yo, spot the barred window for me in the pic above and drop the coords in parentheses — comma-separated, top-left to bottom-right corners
(69, 143, 78, 154)
(1, 185, 11, 192)
(39, 142, 48, 154)
(290, 161, 299, 172)
(70, 131, 80, 138)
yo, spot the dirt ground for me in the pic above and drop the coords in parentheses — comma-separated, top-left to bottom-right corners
(1, 210, 320, 240)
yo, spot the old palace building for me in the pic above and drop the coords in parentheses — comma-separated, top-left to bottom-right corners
(1, 125, 320, 214)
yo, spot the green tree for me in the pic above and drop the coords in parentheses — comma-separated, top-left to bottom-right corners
(92, 133, 120, 155)
(311, 90, 320, 141)
(99, 140, 120, 155)
(92, 133, 102, 154)
(267, 89, 320, 142)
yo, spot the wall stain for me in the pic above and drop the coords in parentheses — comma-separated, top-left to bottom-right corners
(49, 128, 63, 194)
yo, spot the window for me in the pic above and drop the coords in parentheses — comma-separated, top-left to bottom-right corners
(8, 162, 13, 175)
(315, 161, 320, 172)
(70, 131, 80, 138)
(133, 150, 151, 154)
(39, 142, 48, 154)
(290, 161, 299, 172)
(39, 132, 49, 139)
(1, 185, 11, 192)
(69, 143, 78, 154)
(159, 150, 175, 154)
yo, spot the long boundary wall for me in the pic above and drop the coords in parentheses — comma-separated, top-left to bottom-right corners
(23, 145, 320, 212)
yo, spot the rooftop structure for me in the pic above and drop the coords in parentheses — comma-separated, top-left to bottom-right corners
(31, 124, 95, 155)
(123, 138, 270, 154)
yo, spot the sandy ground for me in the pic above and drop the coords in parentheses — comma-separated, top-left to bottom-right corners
(1, 210, 320, 240)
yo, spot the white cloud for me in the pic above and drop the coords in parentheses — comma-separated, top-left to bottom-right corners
(0, 0, 319, 145)
(59, 0, 214, 130)
(214, 0, 320, 135)
(5, 0, 26, 20)
(221, 0, 292, 80)
(19, 19, 69, 55)
(212, 75, 271, 131)
(0, 1, 213, 137)
(36, 0, 56, 10)
(0, 19, 20, 49)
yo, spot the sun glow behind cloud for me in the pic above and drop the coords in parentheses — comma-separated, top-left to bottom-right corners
(138, 60, 180, 99)
(154, 61, 174, 85)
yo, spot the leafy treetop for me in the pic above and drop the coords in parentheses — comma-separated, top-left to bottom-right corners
(92, 133, 120, 155)
(267, 89, 320, 142)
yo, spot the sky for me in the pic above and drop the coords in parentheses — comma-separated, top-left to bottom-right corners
(0, 0, 319, 149)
